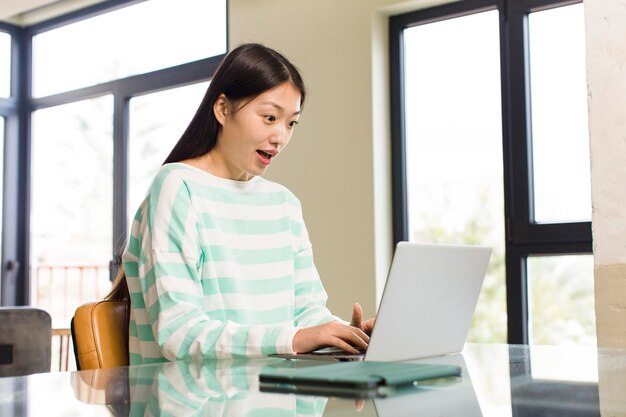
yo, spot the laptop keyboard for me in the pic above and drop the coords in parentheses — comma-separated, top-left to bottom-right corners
(313, 347, 367, 356)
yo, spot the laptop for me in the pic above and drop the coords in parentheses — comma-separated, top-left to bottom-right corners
(274, 242, 492, 362)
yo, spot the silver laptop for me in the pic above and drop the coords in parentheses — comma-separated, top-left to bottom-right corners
(274, 242, 492, 362)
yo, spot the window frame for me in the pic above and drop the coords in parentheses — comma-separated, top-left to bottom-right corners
(389, 0, 591, 344)
(0, 0, 227, 305)
(0, 20, 25, 306)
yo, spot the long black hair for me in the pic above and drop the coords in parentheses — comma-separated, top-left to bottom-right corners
(162, 43, 306, 164)
(106, 43, 305, 302)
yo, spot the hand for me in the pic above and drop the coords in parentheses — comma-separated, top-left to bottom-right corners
(292, 321, 369, 354)
(350, 303, 375, 336)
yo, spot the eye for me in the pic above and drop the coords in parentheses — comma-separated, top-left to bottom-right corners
(265, 115, 276, 122)
(288, 120, 299, 128)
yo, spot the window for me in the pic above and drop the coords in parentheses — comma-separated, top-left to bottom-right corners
(30, 97, 113, 327)
(0, 116, 4, 298)
(0, 27, 10, 302)
(32, 0, 226, 97)
(128, 81, 209, 222)
(0, 0, 226, 331)
(527, 255, 595, 345)
(0, 31, 9, 97)
(391, 0, 592, 345)
(402, 10, 506, 343)
(528, 4, 590, 224)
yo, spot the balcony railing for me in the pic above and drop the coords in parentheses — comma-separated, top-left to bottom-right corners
(30, 264, 111, 372)
(32, 264, 111, 329)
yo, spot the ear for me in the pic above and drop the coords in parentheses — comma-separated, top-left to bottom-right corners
(213, 94, 229, 126)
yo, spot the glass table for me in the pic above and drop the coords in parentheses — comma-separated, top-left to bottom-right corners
(1, 343, 624, 416)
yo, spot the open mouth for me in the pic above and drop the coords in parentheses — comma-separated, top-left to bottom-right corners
(256, 150, 274, 165)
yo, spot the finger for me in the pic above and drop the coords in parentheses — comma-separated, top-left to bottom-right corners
(333, 320, 369, 343)
(354, 399, 365, 412)
(326, 325, 368, 351)
(330, 336, 361, 354)
(338, 327, 369, 350)
(318, 322, 369, 351)
(363, 318, 376, 336)
(350, 303, 363, 327)
(348, 325, 370, 344)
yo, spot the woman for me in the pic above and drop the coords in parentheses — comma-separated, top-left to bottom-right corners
(116, 43, 373, 364)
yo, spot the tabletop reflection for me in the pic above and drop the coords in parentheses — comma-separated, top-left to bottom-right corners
(73, 358, 327, 417)
(2, 344, 626, 417)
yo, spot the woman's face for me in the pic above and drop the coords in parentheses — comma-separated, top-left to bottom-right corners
(212, 82, 302, 181)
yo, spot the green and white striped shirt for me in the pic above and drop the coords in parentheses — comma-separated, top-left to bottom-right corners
(123, 163, 336, 365)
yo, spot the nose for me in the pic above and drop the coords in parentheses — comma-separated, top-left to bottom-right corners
(270, 124, 288, 148)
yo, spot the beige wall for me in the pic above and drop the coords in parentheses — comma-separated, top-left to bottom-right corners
(229, 1, 375, 320)
(586, 0, 626, 348)
(587, 2, 626, 409)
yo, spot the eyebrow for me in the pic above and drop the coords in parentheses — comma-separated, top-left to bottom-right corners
(261, 101, 301, 116)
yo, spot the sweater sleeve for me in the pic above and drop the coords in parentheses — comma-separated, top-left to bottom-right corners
(291, 201, 338, 328)
(135, 171, 298, 361)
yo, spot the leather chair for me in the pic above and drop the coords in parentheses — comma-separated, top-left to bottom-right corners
(71, 300, 130, 370)
(0, 307, 52, 377)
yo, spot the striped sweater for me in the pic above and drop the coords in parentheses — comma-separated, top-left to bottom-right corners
(123, 163, 336, 365)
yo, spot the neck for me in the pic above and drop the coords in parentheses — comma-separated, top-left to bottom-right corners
(184, 150, 252, 182)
